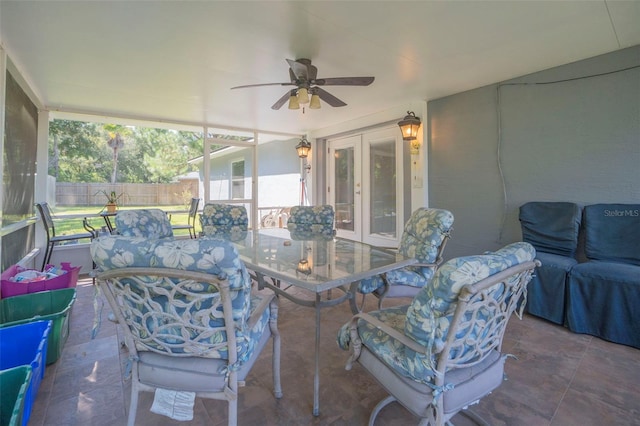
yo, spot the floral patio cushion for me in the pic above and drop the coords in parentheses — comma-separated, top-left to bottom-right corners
(115, 209, 174, 239)
(200, 204, 248, 237)
(287, 205, 334, 225)
(405, 242, 536, 352)
(357, 208, 454, 294)
(287, 205, 336, 237)
(289, 225, 335, 240)
(337, 305, 439, 385)
(90, 235, 269, 363)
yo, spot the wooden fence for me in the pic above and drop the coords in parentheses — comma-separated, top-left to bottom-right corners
(56, 181, 199, 207)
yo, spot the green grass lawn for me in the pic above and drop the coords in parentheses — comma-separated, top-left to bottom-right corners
(50, 205, 193, 238)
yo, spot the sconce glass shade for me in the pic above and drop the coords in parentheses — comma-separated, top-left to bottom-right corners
(298, 87, 310, 104)
(309, 93, 321, 109)
(398, 111, 421, 140)
(296, 136, 311, 158)
(288, 90, 300, 109)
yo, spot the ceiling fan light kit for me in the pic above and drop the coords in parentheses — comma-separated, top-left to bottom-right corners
(297, 87, 310, 104)
(309, 91, 321, 109)
(231, 58, 374, 111)
(288, 90, 300, 110)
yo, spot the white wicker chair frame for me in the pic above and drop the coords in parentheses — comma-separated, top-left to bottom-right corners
(345, 260, 539, 425)
(96, 267, 282, 426)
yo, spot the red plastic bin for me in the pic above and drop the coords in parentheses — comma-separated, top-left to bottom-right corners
(0, 263, 80, 299)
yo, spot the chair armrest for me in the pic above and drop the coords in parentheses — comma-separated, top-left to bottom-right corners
(353, 312, 429, 355)
(412, 262, 438, 269)
(247, 291, 276, 329)
(345, 311, 428, 370)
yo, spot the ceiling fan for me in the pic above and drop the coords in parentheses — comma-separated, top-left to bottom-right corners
(231, 58, 375, 110)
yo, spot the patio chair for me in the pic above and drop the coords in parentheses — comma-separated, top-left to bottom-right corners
(170, 197, 200, 238)
(351, 208, 453, 313)
(200, 203, 249, 238)
(91, 236, 282, 426)
(34, 202, 94, 271)
(337, 242, 539, 425)
(114, 208, 174, 239)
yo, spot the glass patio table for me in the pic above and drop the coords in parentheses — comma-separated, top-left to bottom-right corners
(230, 228, 417, 416)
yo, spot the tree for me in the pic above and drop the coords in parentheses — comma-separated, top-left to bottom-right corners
(49, 119, 203, 184)
(107, 132, 125, 183)
(48, 120, 112, 182)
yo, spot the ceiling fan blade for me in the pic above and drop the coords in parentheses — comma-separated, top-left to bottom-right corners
(271, 91, 291, 110)
(314, 76, 375, 86)
(286, 58, 309, 81)
(231, 82, 293, 90)
(315, 87, 347, 107)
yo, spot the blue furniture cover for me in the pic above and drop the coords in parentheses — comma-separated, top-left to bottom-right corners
(582, 204, 640, 266)
(519, 202, 582, 257)
(566, 204, 640, 348)
(519, 202, 582, 324)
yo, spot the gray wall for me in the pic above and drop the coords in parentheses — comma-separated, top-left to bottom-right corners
(428, 45, 640, 259)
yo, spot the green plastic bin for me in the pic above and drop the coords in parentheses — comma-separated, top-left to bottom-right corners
(0, 288, 76, 364)
(0, 365, 32, 426)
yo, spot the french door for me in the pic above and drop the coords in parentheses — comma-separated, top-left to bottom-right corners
(328, 127, 403, 246)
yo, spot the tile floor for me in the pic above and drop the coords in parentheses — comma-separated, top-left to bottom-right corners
(28, 277, 640, 426)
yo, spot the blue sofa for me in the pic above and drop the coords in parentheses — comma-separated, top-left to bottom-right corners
(520, 202, 640, 349)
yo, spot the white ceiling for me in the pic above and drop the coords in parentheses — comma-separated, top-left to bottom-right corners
(1, 1, 639, 137)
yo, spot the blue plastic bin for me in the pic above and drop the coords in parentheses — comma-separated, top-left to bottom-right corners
(0, 365, 32, 426)
(0, 320, 51, 426)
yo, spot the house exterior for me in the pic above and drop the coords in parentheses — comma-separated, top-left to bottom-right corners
(189, 137, 302, 227)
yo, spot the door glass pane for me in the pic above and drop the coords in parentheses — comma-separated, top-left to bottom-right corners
(369, 140, 396, 238)
(334, 147, 355, 232)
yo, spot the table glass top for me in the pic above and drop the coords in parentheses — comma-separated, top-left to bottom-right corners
(229, 228, 415, 292)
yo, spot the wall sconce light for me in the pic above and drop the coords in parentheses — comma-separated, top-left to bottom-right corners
(397, 111, 422, 154)
(295, 136, 311, 159)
